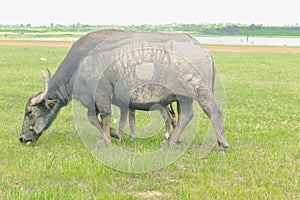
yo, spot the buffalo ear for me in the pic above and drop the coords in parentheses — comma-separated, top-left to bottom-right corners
(45, 99, 59, 110)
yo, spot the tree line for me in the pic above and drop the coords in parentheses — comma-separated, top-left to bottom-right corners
(1, 23, 300, 36)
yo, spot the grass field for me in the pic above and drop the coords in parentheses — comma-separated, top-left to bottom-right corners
(0, 45, 299, 199)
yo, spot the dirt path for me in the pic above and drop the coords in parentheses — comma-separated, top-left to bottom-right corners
(1, 40, 300, 53)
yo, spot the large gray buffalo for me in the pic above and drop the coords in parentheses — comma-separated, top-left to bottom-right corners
(19, 29, 229, 152)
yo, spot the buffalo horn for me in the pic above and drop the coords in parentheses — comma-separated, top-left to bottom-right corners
(30, 69, 51, 106)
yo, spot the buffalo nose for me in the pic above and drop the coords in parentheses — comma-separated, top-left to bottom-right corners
(19, 136, 24, 143)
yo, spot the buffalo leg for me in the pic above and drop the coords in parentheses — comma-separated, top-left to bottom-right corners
(168, 99, 193, 146)
(170, 115, 177, 130)
(160, 106, 175, 145)
(128, 109, 136, 141)
(161, 107, 170, 141)
(87, 108, 119, 139)
(95, 92, 112, 145)
(199, 98, 229, 153)
(167, 104, 177, 140)
(118, 107, 129, 141)
(87, 108, 102, 133)
(98, 113, 111, 145)
(117, 108, 136, 141)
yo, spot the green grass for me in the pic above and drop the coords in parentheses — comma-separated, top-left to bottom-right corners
(0, 45, 299, 199)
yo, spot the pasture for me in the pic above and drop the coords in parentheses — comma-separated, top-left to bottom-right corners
(0, 44, 299, 199)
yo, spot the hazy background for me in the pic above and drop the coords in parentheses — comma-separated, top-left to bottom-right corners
(1, 0, 299, 26)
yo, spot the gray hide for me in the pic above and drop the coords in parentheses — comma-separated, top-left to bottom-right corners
(20, 30, 229, 152)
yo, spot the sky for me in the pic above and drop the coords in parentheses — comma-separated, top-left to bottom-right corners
(1, 0, 299, 26)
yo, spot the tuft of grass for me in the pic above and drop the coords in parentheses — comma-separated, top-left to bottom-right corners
(0, 45, 299, 199)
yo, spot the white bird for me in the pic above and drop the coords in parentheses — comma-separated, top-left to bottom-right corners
(40, 58, 47, 61)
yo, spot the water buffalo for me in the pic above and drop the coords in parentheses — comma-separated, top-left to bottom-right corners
(19, 29, 229, 152)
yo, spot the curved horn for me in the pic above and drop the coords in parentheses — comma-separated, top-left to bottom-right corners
(30, 69, 51, 106)
(46, 68, 52, 79)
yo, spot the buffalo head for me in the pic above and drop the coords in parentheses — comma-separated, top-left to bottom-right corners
(19, 70, 60, 145)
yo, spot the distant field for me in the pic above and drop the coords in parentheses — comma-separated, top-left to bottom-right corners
(0, 45, 299, 199)
(0, 32, 84, 41)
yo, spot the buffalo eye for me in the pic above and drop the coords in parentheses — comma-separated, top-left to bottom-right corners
(26, 110, 34, 116)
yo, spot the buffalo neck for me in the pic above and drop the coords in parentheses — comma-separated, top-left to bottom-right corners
(44, 29, 125, 107)
(46, 61, 76, 106)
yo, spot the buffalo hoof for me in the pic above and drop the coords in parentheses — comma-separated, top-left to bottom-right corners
(110, 128, 119, 139)
(217, 146, 227, 154)
(223, 142, 230, 149)
(176, 138, 182, 144)
(96, 139, 111, 146)
(168, 141, 177, 147)
(218, 140, 230, 149)
(218, 141, 230, 152)
(169, 137, 183, 146)
(160, 139, 169, 146)
(117, 135, 123, 142)
(129, 136, 135, 142)
(167, 137, 178, 146)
